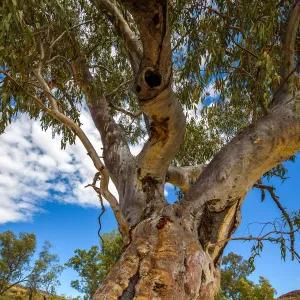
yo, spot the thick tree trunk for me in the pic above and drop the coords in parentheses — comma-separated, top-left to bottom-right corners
(93, 211, 220, 300)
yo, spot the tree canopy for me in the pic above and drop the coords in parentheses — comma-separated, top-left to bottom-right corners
(0, 231, 63, 299)
(0, 231, 36, 295)
(66, 230, 123, 300)
(218, 252, 276, 300)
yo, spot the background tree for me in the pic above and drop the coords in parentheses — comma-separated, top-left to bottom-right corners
(0, 231, 63, 299)
(1, 0, 300, 298)
(26, 241, 64, 300)
(0, 231, 36, 295)
(218, 252, 276, 300)
(66, 230, 122, 300)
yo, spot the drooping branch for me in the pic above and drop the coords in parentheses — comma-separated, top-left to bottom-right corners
(34, 68, 131, 244)
(93, 0, 142, 74)
(166, 164, 207, 193)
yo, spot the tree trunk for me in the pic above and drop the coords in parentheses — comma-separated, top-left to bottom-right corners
(93, 211, 220, 300)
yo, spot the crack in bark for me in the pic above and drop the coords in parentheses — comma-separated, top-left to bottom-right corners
(119, 271, 139, 300)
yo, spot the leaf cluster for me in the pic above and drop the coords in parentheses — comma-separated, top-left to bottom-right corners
(218, 252, 276, 300)
(65, 230, 123, 300)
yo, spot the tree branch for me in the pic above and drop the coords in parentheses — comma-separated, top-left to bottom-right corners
(35, 68, 131, 243)
(1, 68, 130, 244)
(281, 0, 300, 79)
(208, 229, 299, 248)
(253, 183, 296, 259)
(92, 0, 142, 74)
(105, 79, 133, 98)
(166, 164, 207, 193)
(114, 0, 186, 185)
(49, 20, 94, 50)
(71, 57, 145, 226)
(109, 102, 142, 119)
(277, 0, 300, 102)
(179, 91, 300, 261)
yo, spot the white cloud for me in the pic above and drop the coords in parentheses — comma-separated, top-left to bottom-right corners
(0, 109, 170, 224)
(0, 111, 110, 224)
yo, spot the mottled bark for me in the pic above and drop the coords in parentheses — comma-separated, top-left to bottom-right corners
(93, 211, 220, 300)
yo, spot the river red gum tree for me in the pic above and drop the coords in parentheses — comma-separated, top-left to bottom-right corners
(1, 0, 300, 299)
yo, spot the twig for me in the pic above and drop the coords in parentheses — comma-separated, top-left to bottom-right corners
(109, 102, 142, 118)
(105, 79, 133, 98)
(50, 20, 94, 50)
(85, 172, 106, 247)
(89, 64, 113, 74)
(253, 183, 295, 259)
(209, 229, 299, 248)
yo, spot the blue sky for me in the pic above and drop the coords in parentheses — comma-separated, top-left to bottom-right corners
(0, 113, 299, 298)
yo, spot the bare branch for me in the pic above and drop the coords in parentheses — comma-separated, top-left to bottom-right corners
(93, 0, 142, 74)
(280, 0, 300, 81)
(208, 229, 299, 248)
(85, 172, 106, 246)
(253, 182, 296, 259)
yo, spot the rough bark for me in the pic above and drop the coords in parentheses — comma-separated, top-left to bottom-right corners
(94, 212, 220, 300)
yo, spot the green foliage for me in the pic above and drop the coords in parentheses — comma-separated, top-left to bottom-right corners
(218, 252, 276, 300)
(66, 230, 123, 300)
(1, 0, 298, 157)
(0, 231, 36, 295)
(0, 231, 63, 298)
(26, 241, 64, 299)
(0, 0, 141, 147)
